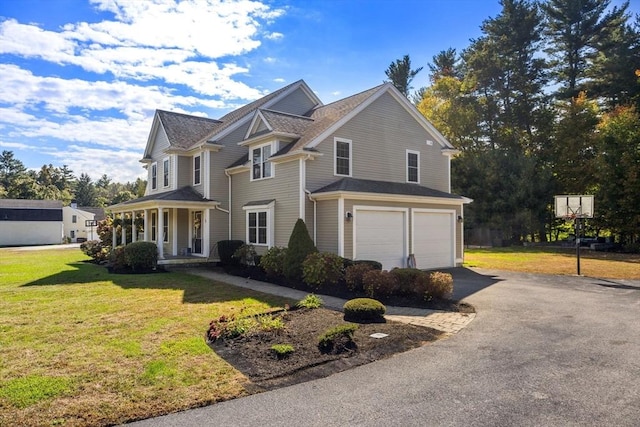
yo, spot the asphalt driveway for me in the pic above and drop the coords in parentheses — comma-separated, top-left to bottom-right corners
(128, 269, 640, 426)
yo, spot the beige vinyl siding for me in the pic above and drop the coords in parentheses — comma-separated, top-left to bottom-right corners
(270, 87, 318, 115)
(177, 156, 192, 189)
(342, 199, 463, 263)
(230, 161, 300, 251)
(209, 123, 250, 205)
(315, 199, 338, 253)
(306, 92, 450, 193)
(211, 208, 228, 248)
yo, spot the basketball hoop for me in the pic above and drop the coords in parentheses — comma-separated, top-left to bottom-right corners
(554, 195, 595, 276)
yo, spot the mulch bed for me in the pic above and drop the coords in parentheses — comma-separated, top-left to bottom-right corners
(209, 307, 443, 391)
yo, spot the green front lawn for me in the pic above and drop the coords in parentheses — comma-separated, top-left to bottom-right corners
(464, 246, 640, 279)
(0, 248, 289, 426)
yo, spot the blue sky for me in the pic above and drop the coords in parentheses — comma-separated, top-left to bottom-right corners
(0, 0, 637, 182)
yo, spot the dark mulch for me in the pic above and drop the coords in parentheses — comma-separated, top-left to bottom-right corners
(210, 307, 443, 391)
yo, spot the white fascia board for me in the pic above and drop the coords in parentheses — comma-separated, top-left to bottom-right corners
(269, 150, 322, 164)
(110, 200, 220, 212)
(244, 110, 272, 140)
(311, 190, 466, 206)
(225, 164, 250, 175)
(238, 132, 298, 147)
(142, 112, 161, 159)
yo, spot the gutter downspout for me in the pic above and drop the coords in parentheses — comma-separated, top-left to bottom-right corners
(304, 188, 317, 245)
(224, 170, 232, 240)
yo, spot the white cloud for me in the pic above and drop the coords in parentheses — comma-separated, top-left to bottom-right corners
(49, 145, 146, 182)
(265, 32, 284, 40)
(0, 141, 32, 150)
(273, 77, 285, 83)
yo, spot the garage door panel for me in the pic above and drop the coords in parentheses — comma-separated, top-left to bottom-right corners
(413, 211, 454, 269)
(355, 210, 406, 270)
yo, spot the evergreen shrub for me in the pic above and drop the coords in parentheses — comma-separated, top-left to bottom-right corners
(283, 219, 317, 282)
(343, 298, 386, 323)
(124, 241, 158, 272)
(302, 252, 344, 289)
(217, 240, 244, 265)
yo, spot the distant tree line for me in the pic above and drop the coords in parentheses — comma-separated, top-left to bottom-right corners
(0, 150, 146, 207)
(386, 0, 640, 250)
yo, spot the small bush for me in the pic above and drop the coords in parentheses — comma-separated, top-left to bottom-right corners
(390, 268, 427, 297)
(296, 294, 323, 309)
(256, 314, 285, 332)
(124, 241, 158, 272)
(206, 315, 257, 343)
(259, 246, 288, 277)
(233, 244, 257, 266)
(318, 323, 358, 354)
(302, 252, 344, 289)
(217, 240, 244, 265)
(109, 245, 128, 272)
(283, 219, 317, 282)
(345, 263, 374, 292)
(427, 271, 454, 299)
(353, 260, 383, 271)
(80, 240, 108, 263)
(343, 298, 386, 323)
(270, 344, 294, 359)
(362, 269, 399, 298)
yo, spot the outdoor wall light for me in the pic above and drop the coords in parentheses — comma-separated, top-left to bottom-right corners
(345, 211, 353, 221)
(457, 215, 464, 223)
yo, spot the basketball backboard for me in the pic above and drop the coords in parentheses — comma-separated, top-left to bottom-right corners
(554, 195, 594, 219)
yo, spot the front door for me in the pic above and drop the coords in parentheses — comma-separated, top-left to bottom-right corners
(192, 211, 202, 254)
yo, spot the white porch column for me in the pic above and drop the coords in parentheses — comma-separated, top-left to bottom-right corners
(172, 208, 178, 256)
(121, 214, 127, 246)
(157, 207, 164, 259)
(131, 212, 136, 243)
(143, 209, 149, 241)
(112, 220, 117, 249)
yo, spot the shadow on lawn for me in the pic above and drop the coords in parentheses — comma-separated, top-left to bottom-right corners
(21, 261, 286, 305)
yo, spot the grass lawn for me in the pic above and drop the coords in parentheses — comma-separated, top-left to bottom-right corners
(0, 247, 290, 426)
(464, 246, 640, 279)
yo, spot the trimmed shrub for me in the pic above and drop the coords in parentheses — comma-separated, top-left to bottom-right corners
(283, 219, 317, 282)
(390, 268, 427, 297)
(271, 344, 294, 359)
(343, 298, 386, 323)
(427, 271, 454, 299)
(109, 245, 127, 272)
(318, 323, 358, 354)
(80, 240, 108, 263)
(302, 252, 344, 289)
(124, 241, 158, 272)
(353, 260, 383, 271)
(296, 294, 324, 309)
(259, 246, 288, 277)
(345, 263, 374, 292)
(233, 244, 257, 266)
(362, 269, 399, 298)
(217, 240, 244, 265)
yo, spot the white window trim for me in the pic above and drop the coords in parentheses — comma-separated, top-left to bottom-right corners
(242, 201, 275, 247)
(150, 211, 157, 241)
(406, 149, 420, 184)
(151, 162, 158, 190)
(193, 154, 201, 186)
(163, 211, 169, 242)
(162, 157, 170, 188)
(250, 141, 276, 182)
(334, 137, 352, 177)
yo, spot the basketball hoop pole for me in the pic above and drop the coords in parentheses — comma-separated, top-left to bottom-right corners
(575, 217, 581, 275)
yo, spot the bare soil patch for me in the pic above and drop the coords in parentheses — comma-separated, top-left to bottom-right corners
(210, 307, 443, 391)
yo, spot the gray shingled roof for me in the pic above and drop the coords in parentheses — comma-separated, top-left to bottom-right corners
(78, 207, 106, 221)
(258, 109, 314, 135)
(117, 187, 216, 205)
(0, 199, 63, 209)
(312, 177, 464, 200)
(156, 110, 221, 150)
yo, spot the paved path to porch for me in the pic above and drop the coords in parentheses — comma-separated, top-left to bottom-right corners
(184, 269, 475, 335)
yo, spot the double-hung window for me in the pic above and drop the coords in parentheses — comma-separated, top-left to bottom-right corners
(334, 138, 352, 176)
(406, 150, 420, 183)
(243, 201, 274, 246)
(72, 215, 77, 223)
(193, 155, 201, 185)
(151, 212, 157, 241)
(163, 158, 170, 187)
(151, 163, 157, 190)
(251, 144, 272, 180)
(163, 211, 169, 242)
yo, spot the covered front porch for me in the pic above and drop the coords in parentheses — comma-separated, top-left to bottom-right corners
(109, 187, 221, 263)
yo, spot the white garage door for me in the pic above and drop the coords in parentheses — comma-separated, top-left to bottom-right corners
(355, 209, 406, 270)
(413, 210, 455, 269)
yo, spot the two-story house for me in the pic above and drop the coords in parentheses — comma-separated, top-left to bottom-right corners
(110, 80, 471, 270)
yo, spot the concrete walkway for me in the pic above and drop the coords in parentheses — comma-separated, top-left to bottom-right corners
(185, 269, 475, 335)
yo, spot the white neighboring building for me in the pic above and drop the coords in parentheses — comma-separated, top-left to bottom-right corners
(0, 199, 63, 246)
(62, 203, 105, 243)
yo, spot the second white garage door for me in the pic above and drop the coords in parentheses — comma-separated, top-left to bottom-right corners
(413, 210, 455, 269)
(354, 208, 407, 271)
